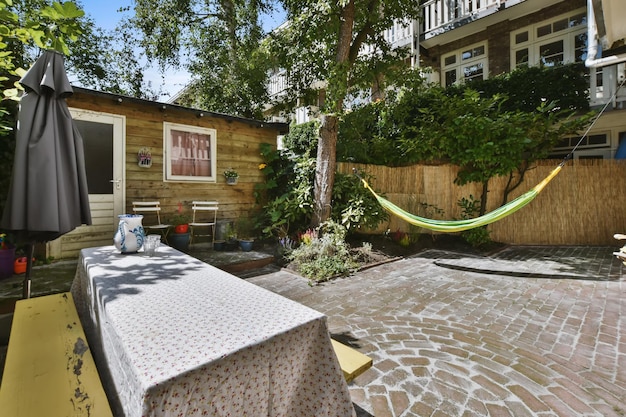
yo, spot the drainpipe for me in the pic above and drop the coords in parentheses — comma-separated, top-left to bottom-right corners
(585, 0, 626, 68)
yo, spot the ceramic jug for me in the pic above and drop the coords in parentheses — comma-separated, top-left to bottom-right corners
(114, 214, 145, 253)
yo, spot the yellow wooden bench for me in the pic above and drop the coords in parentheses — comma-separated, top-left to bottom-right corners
(331, 339, 373, 382)
(0, 292, 112, 417)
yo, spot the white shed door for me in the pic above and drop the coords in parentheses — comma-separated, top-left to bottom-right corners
(47, 109, 125, 259)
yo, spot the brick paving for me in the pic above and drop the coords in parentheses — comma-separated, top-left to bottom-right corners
(247, 246, 626, 417)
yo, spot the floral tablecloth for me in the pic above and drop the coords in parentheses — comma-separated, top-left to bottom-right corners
(71, 245, 355, 417)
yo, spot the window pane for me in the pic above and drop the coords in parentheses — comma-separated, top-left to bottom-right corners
(553, 18, 568, 33)
(515, 49, 529, 66)
(473, 45, 485, 57)
(445, 69, 457, 87)
(569, 13, 586, 27)
(554, 138, 570, 148)
(463, 62, 483, 82)
(537, 24, 551, 37)
(539, 40, 564, 66)
(444, 55, 456, 66)
(588, 134, 607, 146)
(75, 120, 113, 194)
(575, 33, 587, 62)
(461, 50, 472, 60)
(515, 31, 529, 44)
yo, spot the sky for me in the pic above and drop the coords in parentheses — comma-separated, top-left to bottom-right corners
(80, 1, 286, 101)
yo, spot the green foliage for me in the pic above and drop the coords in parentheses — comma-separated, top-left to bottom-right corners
(266, 0, 422, 116)
(332, 170, 388, 231)
(132, 0, 273, 118)
(255, 142, 388, 238)
(337, 63, 592, 170)
(282, 120, 319, 157)
(336, 64, 594, 215)
(287, 220, 359, 283)
(457, 195, 492, 248)
(458, 63, 590, 113)
(0, 1, 84, 103)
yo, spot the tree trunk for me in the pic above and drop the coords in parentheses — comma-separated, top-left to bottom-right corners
(480, 181, 489, 216)
(312, 114, 339, 227)
(311, 0, 355, 227)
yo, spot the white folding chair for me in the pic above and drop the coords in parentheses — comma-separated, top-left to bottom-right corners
(132, 201, 171, 243)
(189, 201, 218, 245)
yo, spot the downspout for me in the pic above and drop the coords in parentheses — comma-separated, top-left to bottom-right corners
(585, 0, 626, 68)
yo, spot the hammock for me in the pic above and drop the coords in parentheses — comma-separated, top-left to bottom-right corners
(358, 165, 562, 233)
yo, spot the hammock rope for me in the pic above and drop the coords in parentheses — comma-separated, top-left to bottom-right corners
(356, 76, 626, 233)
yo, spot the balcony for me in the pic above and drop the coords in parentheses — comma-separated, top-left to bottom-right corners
(419, 0, 569, 46)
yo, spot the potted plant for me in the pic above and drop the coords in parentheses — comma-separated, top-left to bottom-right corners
(235, 218, 256, 252)
(168, 202, 192, 251)
(223, 222, 238, 251)
(224, 168, 239, 185)
(0, 233, 15, 279)
(170, 202, 191, 234)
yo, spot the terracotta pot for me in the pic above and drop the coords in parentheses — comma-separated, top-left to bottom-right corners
(174, 224, 189, 234)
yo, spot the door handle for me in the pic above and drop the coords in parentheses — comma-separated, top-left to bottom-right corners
(110, 179, 121, 190)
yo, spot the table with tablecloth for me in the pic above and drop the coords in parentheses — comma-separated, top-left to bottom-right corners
(71, 245, 355, 417)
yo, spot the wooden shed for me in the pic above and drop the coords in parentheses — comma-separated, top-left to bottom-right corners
(47, 87, 287, 259)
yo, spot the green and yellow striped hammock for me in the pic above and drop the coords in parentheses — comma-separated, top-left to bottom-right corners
(358, 165, 562, 233)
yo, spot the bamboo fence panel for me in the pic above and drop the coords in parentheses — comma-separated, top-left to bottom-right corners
(339, 159, 626, 246)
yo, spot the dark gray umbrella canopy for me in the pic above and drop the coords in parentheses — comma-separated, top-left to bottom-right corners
(1, 50, 91, 296)
(2, 50, 91, 241)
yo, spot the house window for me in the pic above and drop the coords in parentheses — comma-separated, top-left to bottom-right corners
(549, 132, 611, 159)
(442, 42, 487, 87)
(511, 9, 587, 68)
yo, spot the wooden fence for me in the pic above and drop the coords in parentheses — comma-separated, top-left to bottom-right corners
(338, 159, 626, 246)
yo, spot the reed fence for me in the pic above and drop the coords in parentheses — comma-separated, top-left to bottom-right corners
(338, 159, 626, 246)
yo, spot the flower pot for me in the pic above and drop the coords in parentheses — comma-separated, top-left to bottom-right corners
(0, 245, 16, 279)
(14, 257, 33, 275)
(169, 232, 190, 252)
(224, 240, 238, 251)
(238, 239, 254, 252)
(174, 224, 189, 234)
(226, 177, 238, 185)
(213, 240, 225, 251)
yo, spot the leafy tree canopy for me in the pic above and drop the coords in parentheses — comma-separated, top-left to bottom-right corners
(131, 0, 277, 118)
(337, 64, 594, 214)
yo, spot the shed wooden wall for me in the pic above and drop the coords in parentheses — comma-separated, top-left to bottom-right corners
(54, 90, 282, 259)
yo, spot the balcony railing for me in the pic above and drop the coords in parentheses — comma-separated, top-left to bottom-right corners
(421, 0, 505, 34)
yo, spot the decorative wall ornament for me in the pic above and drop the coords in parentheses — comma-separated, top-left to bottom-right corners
(137, 147, 152, 168)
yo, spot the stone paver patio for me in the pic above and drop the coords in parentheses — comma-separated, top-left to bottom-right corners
(248, 246, 626, 417)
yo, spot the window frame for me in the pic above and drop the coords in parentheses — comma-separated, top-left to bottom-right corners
(510, 8, 587, 69)
(441, 42, 488, 87)
(163, 122, 217, 183)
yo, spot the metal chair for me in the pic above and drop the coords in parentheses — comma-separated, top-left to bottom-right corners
(132, 201, 171, 243)
(189, 201, 218, 245)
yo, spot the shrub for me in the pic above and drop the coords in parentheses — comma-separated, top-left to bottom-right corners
(457, 195, 492, 248)
(255, 143, 388, 238)
(288, 220, 359, 283)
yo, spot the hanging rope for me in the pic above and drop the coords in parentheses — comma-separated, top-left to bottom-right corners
(356, 75, 626, 233)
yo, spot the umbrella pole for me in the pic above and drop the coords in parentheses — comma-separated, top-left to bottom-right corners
(22, 243, 34, 299)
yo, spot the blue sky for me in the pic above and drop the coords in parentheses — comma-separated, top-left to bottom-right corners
(80, 1, 285, 100)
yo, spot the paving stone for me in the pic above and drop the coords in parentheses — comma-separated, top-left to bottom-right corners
(5, 245, 623, 416)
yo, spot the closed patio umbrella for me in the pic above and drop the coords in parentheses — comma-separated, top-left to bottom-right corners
(1, 50, 91, 298)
